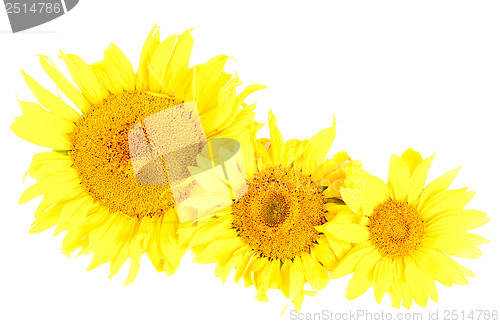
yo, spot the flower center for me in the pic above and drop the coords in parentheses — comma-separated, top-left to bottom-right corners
(260, 193, 289, 226)
(232, 167, 326, 260)
(70, 90, 200, 219)
(369, 200, 425, 258)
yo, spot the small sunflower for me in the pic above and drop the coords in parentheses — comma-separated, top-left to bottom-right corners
(11, 26, 264, 284)
(330, 149, 489, 308)
(179, 111, 362, 310)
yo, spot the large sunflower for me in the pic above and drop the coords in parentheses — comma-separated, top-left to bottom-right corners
(179, 111, 362, 310)
(11, 26, 264, 284)
(330, 149, 489, 308)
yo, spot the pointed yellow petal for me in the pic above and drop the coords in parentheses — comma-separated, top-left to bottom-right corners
(331, 241, 374, 279)
(39, 55, 90, 113)
(301, 115, 336, 175)
(29, 203, 63, 233)
(346, 171, 389, 206)
(407, 153, 434, 204)
(149, 34, 177, 92)
(345, 248, 379, 300)
(136, 26, 161, 90)
(11, 101, 72, 149)
(404, 257, 428, 307)
(280, 259, 293, 299)
(373, 257, 393, 304)
(104, 43, 135, 92)
(301, 252, 328, 292)
(340, 187, 379, 215)
(400, 148, 423, 176)
(426, 209, 489, 232)
(427, 234, 484, 259)
(21, 70, 80, 121)
(268, 110, 284, 164)
(289, 258, 305, 301)
(60, 53, 108, 105)
(413, 248, 473, 286)
(165, 30, 193, 94)
(418, 167, 460, 210)
(387, 154, 411, 201)
(420, 188, 474, 220)
(319, 222, 369, 243)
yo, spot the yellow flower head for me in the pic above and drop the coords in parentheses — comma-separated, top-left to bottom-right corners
(330, 149, 489, 309)
(179, 111, 362, 311)
(11, 26, 265, 284)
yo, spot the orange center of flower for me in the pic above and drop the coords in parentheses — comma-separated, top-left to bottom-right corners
(70, 90, 202, 219)
(369, 200, 425, 258)
(232, 167, 326, 260)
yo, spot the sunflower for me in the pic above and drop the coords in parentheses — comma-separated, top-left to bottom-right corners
(11, 26, 265, 284)
(178, 111, 362, 310)
(329, 149, 489, 308)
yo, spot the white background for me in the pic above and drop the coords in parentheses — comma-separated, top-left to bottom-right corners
(0, 1, 499, 323)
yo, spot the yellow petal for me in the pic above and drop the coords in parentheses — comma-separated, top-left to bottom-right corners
(289, 258, 305, 301)
(346, 171, 389, 206)
(400, 148, 423, 176)
(418, 167, 460, 210)
(373, 257, 393, 304)
(21, 70, 80, 122)
(104, 43, 135, 92)
(420, 188, 474, 220)
(413, 248, 473, 286)
(280, 259, 293, 299)
(393, 258, 413, 309)
(136, 26, 161, 90)
(301, 115, 336, 175)
(345, 248, 379, 300)
(340, 187, 379, 215)
(426, 233, 484, 259)
(407, 153, 435, 204)
(234, 250, 254, 284)
(123, 236, 144, 286)
(29, 203, 63, 233)
(426, 209, 489, 232)
(331, 241, 374, 279)
(60, 53, 108, 105)
(164, 30, 193, 94)
(268, 110, 284, 164)
(11, 100, 72, 149)
(404, 257, 428, 307)
(319, 222, 369, 243)
(149, 34, 177, 92)
(301, 252, 328, 292)
(39, 55, 90, 113)
(310, 242, 337, 270)
(387, 154, 411, 201)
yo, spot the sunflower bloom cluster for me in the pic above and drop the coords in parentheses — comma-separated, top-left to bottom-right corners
(12, 26, 264, 284)
(12, 26, 488, 311)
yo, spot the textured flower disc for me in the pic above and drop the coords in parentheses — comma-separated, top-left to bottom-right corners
(70, 90, 205, 219)
(368, 200, 425, 258)
(232, 167, 326, 260)
(11, 27, 265, 283)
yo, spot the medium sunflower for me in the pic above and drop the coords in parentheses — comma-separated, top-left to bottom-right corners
(11, 26, 264, 284)
(178, 111, 362, 310)
(329, 149, 489, 308)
